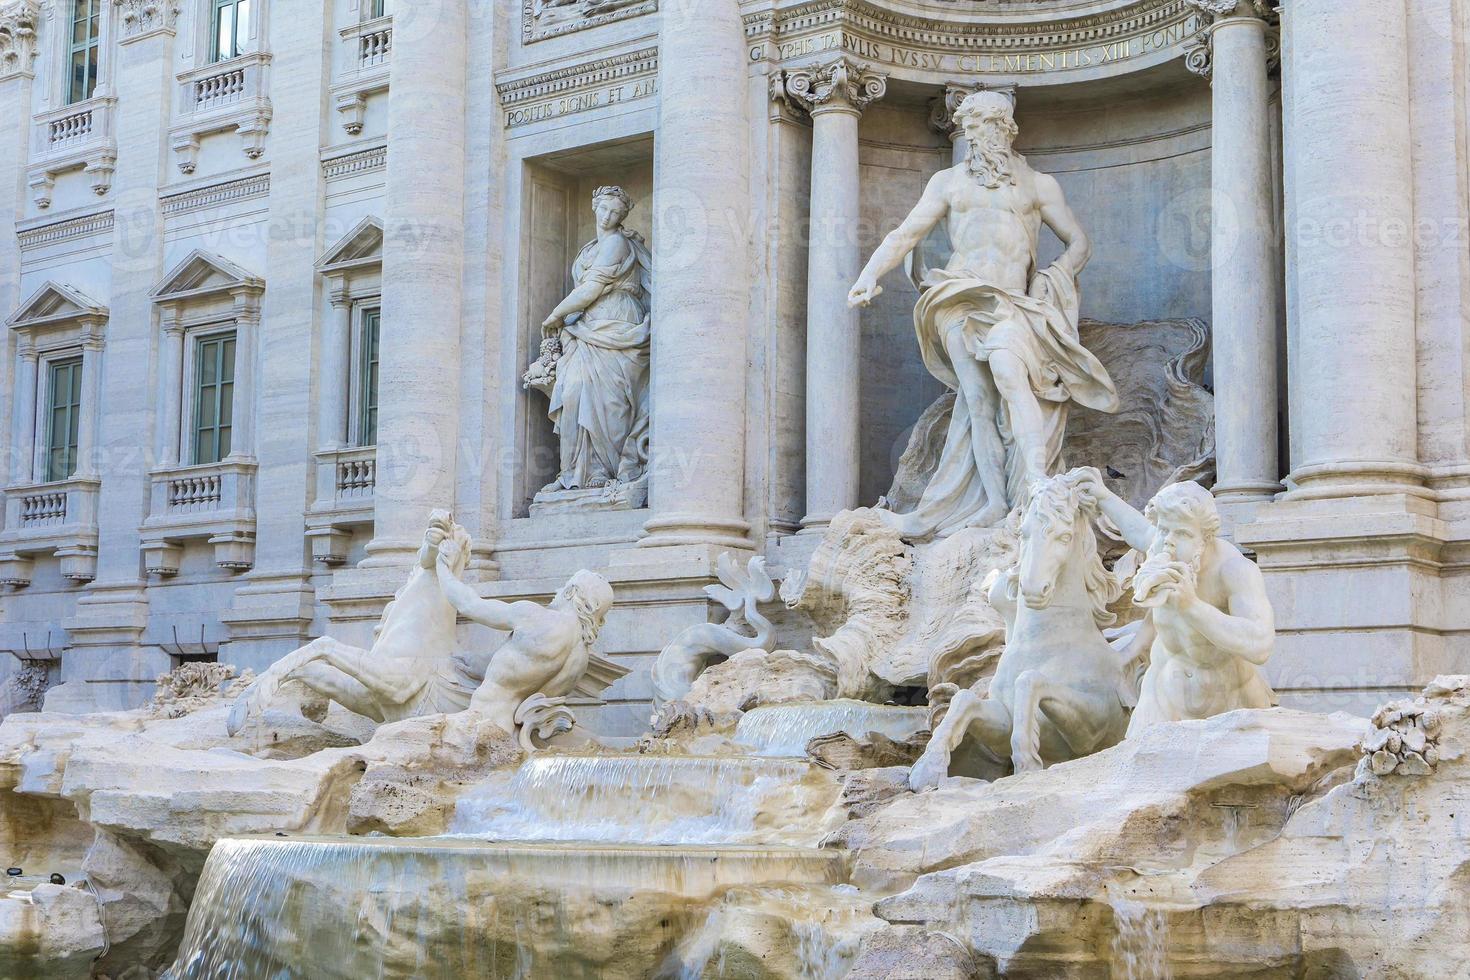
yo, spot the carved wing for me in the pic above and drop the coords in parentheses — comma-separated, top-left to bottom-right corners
(570, 652, 632, 699)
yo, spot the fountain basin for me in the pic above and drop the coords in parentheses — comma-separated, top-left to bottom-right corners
(167, 835, 848, 980)
(733, 699, 929, 757)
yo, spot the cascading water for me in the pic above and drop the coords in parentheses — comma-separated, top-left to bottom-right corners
(450, 754, 838, 845)
(167, 836, 847, 980)
(732, 699, 929, 757)
(1108, 895, 1172, 980)
(167, 742, 855, 977)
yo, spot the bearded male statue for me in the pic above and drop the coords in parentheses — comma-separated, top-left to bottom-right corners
(849, 90, 1119, 540)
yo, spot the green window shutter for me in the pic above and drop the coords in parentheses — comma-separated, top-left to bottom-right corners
(45, 357, 83, 483)
(194, 334, 237, 465)
(358, 308, 381, 447)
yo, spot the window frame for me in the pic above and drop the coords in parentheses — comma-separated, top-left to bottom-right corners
(351, 304, 381, 447)
(41, 352, 84, 484)
(209, 0, 253, 63)
(186, 326, 238, 466)
(66, 0, 103, 105)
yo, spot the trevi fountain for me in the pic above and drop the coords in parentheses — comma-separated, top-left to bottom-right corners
(0, 0, 1467, 977)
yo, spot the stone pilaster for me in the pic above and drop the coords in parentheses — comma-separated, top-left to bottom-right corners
(786, 57, 886, 532)
(220, 0, 333, 668)
(361, 0, 467, 568)
(1185, 0, 1283, 512)
(64, 4, 181, 708)
(629, 0, 754, 559)
(0, 0, 38, 505)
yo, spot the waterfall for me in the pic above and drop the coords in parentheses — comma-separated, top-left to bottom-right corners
(451, 754, 836, 846)
(166, 836, 846, 980)
(1109, 896, 1172, 980)
(733, 699, 929, 757)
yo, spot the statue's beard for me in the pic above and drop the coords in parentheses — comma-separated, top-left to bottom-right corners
(968, 130, 1017, 189)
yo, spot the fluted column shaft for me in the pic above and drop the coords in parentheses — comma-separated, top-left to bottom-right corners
(638, 0, 752, 550)
(789, 58, 886, 531)
(1281, 0, 1420, 497)
(1205, 8, 1282, 500)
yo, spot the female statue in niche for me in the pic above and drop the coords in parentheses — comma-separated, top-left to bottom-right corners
(525, 185, 653, 505)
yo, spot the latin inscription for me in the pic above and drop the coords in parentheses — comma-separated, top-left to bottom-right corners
(505, 77, 658, 129)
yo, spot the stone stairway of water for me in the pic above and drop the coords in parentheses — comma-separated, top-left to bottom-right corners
(167, 700, 908, 979)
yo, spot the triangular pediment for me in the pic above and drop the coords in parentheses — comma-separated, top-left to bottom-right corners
(151, 249, 263, 303)
(317, 216, 384, 271)
(7, 281, 107, 328)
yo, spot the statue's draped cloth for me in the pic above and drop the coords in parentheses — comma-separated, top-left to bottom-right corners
(549, 232, 653, 488)
(891, 262, 1119, 538)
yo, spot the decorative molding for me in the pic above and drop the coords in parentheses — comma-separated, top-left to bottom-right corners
(112, 0, 180, 41)
(783, 57, 887, 115)
(321, 143, 385, 180)
(0, 0, 40, 80)
(160, 172, 270, 216)
(16, 209, 114, 250)
(521, 0, 655, 44)
(1183, 0, 1269, 16)
(496, 47, 657, 129)
(745, 0, 1207, 79)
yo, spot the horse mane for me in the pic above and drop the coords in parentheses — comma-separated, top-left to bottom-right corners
(1024, 475, 1122, 629)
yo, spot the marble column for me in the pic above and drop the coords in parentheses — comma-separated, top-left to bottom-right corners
(1279, 0, 1419, 498)
(363, 0, 467, 566)
(319, 297, 352, 450)
(74, 329, 104, 478)
(787, 58, 886, 531)
(156, 317, 184, 467)
(10, 344, 37, 484)
(635, 0, 753, 553)
(1186, 0, 1282, 503)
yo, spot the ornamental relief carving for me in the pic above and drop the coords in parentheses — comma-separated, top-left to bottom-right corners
(0, 0, 39, 79)
(112, 0, 180, 39)
(522, 0, 656, 44)
(747, 0, 1207, 80)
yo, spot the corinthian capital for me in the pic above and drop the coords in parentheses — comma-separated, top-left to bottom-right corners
(113, 0, 180, 41)
(0, 0, 40, 80)
(1184, 0, 1270, 18)
(785, 58, 887, 116)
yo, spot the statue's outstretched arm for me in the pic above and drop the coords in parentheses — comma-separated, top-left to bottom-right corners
(435, 551, 519, 632)
(1037, 172, 1092, 277)
(851, 170, 949, 303)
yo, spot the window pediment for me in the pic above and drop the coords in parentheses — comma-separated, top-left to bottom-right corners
(317, 216, 383, 274)
(150, 249, 264, 307)
(8, 281, 107, 332)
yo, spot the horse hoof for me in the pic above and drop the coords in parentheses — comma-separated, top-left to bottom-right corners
(225, 698, 251, 737)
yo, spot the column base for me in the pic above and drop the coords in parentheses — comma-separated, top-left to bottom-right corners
(797, 512, 838, 535)
(1283, 460, 1433, 502)
(636, 513, 751, 552)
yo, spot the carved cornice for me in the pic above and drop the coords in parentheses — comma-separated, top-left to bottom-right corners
(1183, 0, 1269, 17)
(496, 47, 657, 129)
(0, 0, 39, 80)
(16, 209, 114, 250)
(322, 144, 386, 180)
(160, 172, 270, 216)
(784, 57, 887, 116)
(113, 0, 180, 41)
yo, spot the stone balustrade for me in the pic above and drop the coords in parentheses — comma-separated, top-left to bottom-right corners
(141, 461, 257, 575)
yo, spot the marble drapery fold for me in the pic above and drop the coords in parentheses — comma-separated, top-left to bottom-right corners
(889, 261, 1119, 539)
